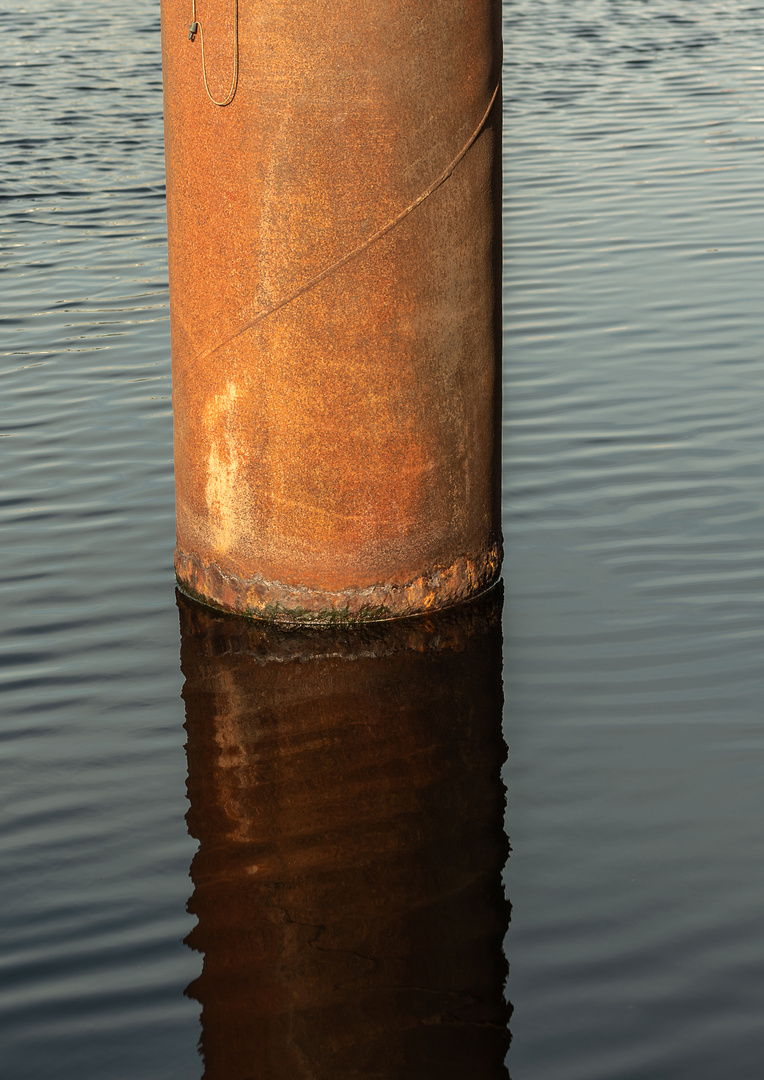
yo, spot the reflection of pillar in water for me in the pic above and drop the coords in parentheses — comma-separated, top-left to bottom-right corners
(179, 587, 510, 1080)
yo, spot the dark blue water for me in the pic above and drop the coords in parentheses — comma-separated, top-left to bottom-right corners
(2, 4, 198, 1076)
(4, 0, 764, 1076)
(504, 3, 764, 1077)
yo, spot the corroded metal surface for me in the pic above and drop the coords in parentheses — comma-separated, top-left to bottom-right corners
(179, 586, 510, 1077)
(175, 537, 502, 623)
(161, 0, 502, 621)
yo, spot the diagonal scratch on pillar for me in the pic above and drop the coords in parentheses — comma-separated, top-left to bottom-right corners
(188, 79, 502, 369)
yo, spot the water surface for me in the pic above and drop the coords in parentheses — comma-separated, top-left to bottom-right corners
(504, 3, 764, 1077)
(4, 0, 764, 1077)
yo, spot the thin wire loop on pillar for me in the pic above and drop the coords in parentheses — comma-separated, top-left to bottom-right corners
(188, 0, 239, 107)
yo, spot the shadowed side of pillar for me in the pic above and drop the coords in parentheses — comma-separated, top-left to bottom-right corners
(179, 586, 510, 1079)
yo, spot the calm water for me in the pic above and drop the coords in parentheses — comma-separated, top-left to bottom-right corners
(4, 0, 764, 1076)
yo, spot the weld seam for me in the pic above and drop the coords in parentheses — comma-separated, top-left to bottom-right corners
(187, 80, 501, 368)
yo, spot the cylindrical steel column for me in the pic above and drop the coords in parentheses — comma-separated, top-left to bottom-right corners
(161, 0, 502, 623)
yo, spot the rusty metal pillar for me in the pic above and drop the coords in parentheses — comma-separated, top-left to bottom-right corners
(161, 0, 502, 623)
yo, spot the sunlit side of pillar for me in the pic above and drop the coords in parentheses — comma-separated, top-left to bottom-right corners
(179, 587, 510, 1079)
(161, 0, 502, 622)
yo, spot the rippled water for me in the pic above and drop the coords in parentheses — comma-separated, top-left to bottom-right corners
(4, 0, 764, 1076)
(2, 3, 197, 1077)
(504, 2, 764, 1078)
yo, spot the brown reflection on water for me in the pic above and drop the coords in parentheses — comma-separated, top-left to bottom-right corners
(178, 587, 510, 1080)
